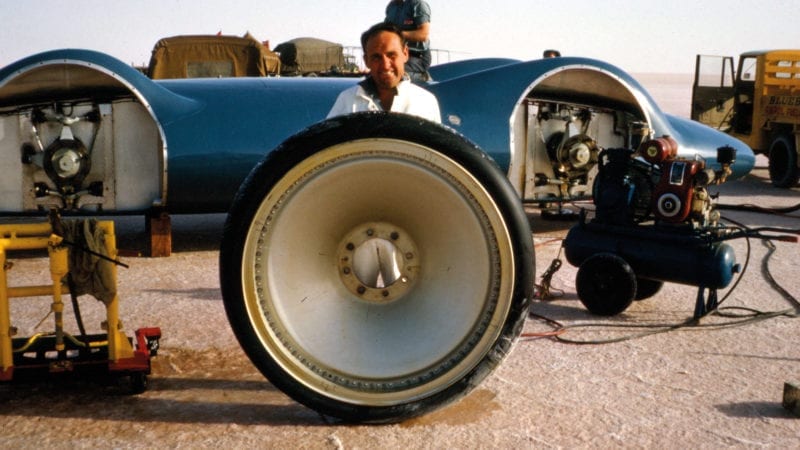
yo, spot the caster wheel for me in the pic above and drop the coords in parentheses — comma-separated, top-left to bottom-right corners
(576, 253, 636, 316)
(115, 372, 147, 395)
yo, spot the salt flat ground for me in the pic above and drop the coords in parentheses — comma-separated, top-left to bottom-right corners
(0, 157, 798, 448)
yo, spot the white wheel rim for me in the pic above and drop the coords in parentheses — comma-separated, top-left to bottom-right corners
(240, 138, 515, 405)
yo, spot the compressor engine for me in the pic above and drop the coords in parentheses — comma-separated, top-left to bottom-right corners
(564, 138, 740, 317)
(592, 136, 736, 229)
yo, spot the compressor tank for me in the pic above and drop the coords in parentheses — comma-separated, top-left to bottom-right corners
(563, 222, 738, 289)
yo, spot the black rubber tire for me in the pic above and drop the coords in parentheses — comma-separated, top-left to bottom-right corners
(634, 278, 663, 301)
(115, 372, 147, 395)
(219, 112, 534, 423)
(576, 253, 637, 316)
(129, 372, 148, 394)
(768, 134, 799, 188)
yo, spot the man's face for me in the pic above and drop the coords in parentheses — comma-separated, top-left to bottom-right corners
(364, 31, 408, 91)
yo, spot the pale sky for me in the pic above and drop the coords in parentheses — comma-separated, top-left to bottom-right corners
(1, 0, 798, 74)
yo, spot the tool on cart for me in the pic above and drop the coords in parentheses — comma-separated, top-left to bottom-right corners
(0, 212, 160, 393)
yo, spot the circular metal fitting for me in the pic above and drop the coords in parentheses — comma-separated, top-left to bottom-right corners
(656, 192, 682, 218)
(337, 222, 419, 303)
(43, 137, 91, 188)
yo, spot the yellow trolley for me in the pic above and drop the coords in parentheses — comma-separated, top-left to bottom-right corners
(0, 216, 160, 393)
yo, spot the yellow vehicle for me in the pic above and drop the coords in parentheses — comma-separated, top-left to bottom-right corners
(692, 50, 800, 187)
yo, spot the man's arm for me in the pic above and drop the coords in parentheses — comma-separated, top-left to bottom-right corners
(401, 21, 430, 44)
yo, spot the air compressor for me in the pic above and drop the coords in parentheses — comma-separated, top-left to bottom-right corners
(562, 137, 741, 317)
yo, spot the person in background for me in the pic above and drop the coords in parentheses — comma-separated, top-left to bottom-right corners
(327, 22, 441, 123)
(543, 49, 561, 58)
(385, 0, 432, 82)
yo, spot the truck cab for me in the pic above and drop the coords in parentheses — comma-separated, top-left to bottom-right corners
(692, 50, 800, 187)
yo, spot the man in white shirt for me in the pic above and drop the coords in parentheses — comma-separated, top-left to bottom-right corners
(327, 23, 440, 123)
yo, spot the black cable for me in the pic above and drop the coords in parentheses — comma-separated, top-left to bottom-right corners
(716, 201, 800, 215)
(66, 274, 87, 338)
(57, 237, 129, 269)
(552, 318, 694, 345)
(760, 239, 800, 312)
(708, 219, 751, 311)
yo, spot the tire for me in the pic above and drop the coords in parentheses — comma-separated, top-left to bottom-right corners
(114, 372, 147, 395)
(128, 372, 148, 395)
(576, 253, 636, 316)
(634, 278, 663, 301)
(768, 134, 799, 188)
(219, 112, 534, 423)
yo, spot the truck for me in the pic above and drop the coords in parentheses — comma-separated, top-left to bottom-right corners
(147, 33, 281, 79)
(273, 37, 359, 76)
(692, 50, 800, 187)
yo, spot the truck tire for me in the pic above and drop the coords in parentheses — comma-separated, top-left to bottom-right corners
(768, 134, 799, 188)
(219, 112, 534, 423)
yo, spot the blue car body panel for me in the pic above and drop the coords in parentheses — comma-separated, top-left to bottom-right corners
(0, 49, 755, 214)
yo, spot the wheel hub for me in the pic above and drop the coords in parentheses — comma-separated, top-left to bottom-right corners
(338, 222, 419, 303)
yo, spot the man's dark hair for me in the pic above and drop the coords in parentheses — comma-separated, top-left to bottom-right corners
(361, 22, 407, 51)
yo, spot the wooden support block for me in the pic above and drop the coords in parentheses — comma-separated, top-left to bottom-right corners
(783, 381, 800, 417)
(146, 210, 172, 257)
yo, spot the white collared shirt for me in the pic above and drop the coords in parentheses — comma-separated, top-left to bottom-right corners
(327, 78, 441, 123)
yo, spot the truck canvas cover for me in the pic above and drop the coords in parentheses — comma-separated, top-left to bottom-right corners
(273, 37, 346, 75)
(148, 33, 280, 79)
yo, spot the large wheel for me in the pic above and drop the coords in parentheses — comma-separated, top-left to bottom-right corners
(768, 134, 799, 188)
(219, 113, 534, 423)
(575, 253, 636, 316)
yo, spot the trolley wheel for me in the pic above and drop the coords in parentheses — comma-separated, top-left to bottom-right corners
(219, 112, 534, 423)
(130, 372, 148, 394)
(576, 253, 637, 316)
(634, 278, 663, 301)
(115, 372, 148, 395)
(768, 134, 799, 188)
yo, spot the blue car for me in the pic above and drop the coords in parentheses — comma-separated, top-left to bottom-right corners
(0, 49, 755, 422)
